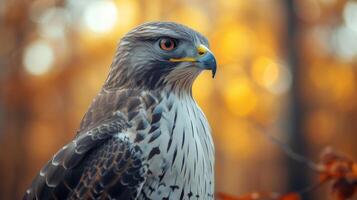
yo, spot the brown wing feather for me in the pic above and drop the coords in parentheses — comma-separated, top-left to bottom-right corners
(24, 89, 153, 200)
(68, 138, 147, 200)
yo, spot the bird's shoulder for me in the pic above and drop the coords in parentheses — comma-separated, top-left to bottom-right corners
(24, 88, 165, 200)
(78, 88, 162, 135)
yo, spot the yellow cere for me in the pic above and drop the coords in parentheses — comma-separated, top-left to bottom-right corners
(169, 45, 208, 62)
(169, 57, 197, 62)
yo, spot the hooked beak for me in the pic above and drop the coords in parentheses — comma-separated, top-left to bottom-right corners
(169, 44, 217, 78)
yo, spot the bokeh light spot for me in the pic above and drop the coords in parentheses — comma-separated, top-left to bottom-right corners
(38, 8, 70, 39)
(343, 1, 357, 33)
(215, 25, 254, 62)
(223, 77, 257, 117)
(252, 57, 292, 94)
(23, 40, 54, 76)
(330, 25, 357, 60)
(252, 57, 278, 88)
(83, 0, 118, 33)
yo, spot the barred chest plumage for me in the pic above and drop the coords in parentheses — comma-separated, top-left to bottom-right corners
(118, 91, 215, 200)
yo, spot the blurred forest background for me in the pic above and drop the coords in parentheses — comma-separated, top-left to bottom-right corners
(0, 0, 357, 199)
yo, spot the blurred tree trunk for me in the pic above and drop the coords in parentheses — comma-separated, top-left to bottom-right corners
(0, 1, 31, 199)
(284, 0, 311, 199)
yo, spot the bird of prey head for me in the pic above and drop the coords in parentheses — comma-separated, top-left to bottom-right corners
(104, 22, 217, 91)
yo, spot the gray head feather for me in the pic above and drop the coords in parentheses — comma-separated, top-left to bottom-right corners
(104, 22, 210, 92)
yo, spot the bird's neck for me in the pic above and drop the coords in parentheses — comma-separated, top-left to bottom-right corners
(162, 67, 201, 97)
(159, 86, 193, 100)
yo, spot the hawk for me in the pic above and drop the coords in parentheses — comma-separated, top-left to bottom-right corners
(24, 22, 217, 200)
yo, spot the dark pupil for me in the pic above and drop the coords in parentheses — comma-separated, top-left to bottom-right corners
(164, 39, 172, 48)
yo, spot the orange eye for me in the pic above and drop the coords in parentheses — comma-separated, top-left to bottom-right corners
(159, 38, 177, 51)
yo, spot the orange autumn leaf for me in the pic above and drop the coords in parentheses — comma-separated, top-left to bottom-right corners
(332, 179, 356, 200)
(216, 147, 357, 200)
(317, 148, 357, 200)
(216, 192, 245, 200)
(352, 163, 357, 177)
(217, 192, 301, 200)
(279, 192, 301, 200)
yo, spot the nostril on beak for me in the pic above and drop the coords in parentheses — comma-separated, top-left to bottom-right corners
(197, 45, 207, 56)
(198, 49, 206, 56)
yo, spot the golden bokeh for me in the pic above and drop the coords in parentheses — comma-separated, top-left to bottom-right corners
(223, 77, 258, 117)
(0, 0, 357, 199)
